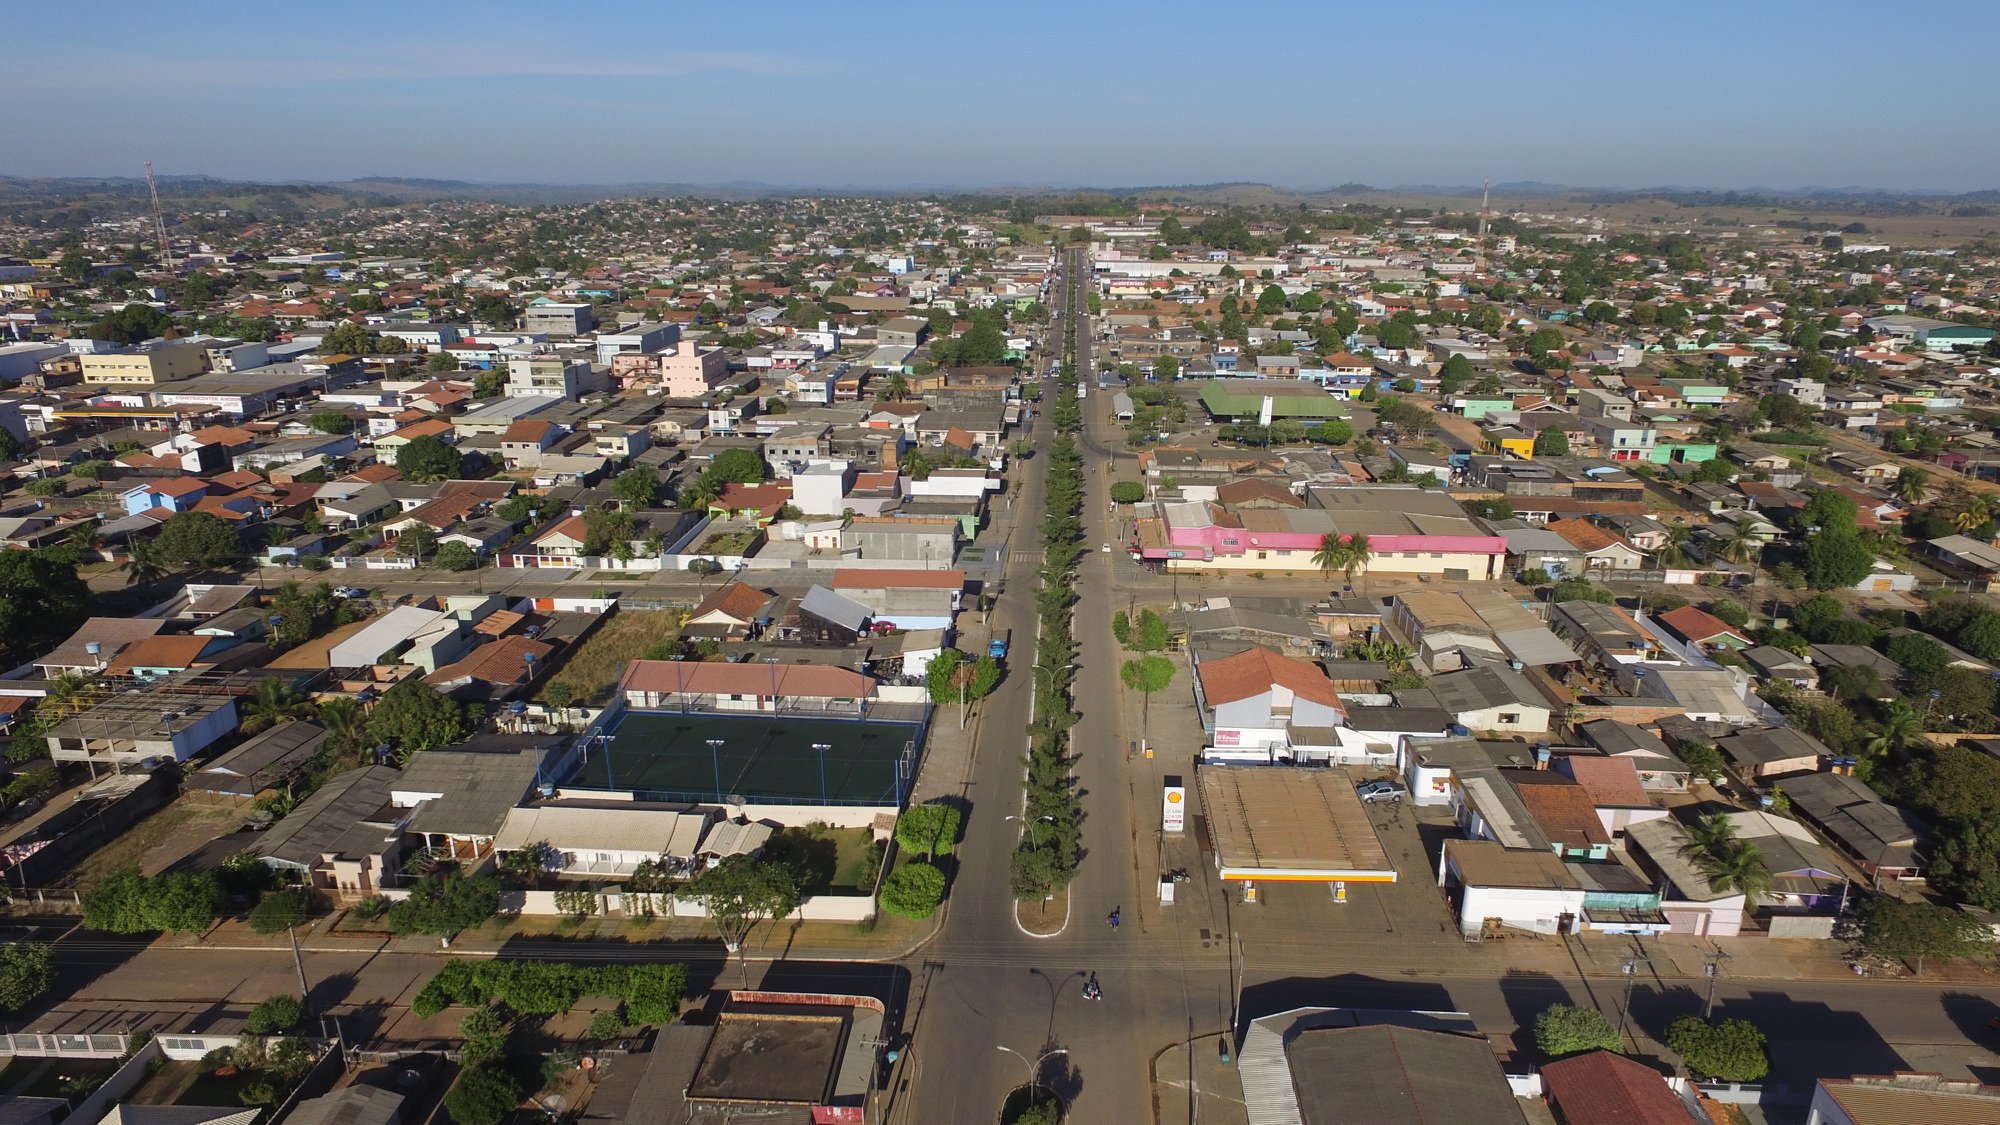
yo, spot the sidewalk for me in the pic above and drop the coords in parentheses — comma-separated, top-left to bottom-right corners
(1153, 1034, 1247, 1125)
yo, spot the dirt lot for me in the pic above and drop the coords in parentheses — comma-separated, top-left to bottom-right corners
(534, 608, 680, 707)
(64, 800, 244, 888)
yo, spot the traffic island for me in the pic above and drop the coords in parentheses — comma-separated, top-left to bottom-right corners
(999, 1083, 1065, 1124)
(1016, 888, 1068, 937)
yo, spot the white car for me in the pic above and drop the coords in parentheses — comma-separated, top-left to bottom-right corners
(333, 586, 368, 600)
(1101, 543, 1112, 553)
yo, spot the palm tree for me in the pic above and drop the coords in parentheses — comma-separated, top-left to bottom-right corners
(1323, 532, 1372, 594)
(1720, 522, 1764, 565)
(315, 697, 370, 769)
(1312, 532, 1344, 578)
(1679, 812, 1739, 869)
(1699, 838, 1773, 904)
(1955, 495, 1992, 533)
(881, 372, 911, 403)
(1657, 525, 1695, 568)
(1893, 466, 1930, 506)
(122, 539, 167, 587)
(1865, 701, 1924, 761)
(241, 675, 311, 734)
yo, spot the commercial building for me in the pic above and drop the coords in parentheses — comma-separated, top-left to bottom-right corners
(79, 342, 209, 388)
(1239, 1007, 1527, 1125)
(1133, 487, 1505, 580)
(1197, 765, 1395, 891)
(523, 301, 597, 338)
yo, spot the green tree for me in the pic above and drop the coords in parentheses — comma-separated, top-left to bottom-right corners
(895, 803, 962, 859)
(394, 434, 462, 483)
(1109, 480, 1145, 504)
(319, 321, 373, 356)
(879, 862, 945, 919)
(444, 1064, 522, 1125)
(1257, 284, 1287, 315)
(1009, 844, 1066, 902)
(706, 447, 767, 485)
(472, 370, 505, 398)
(1820, 664, 1884, 703)
(1119, 656, 1174, 692)
(431, 541, 477, 571)
(1802, 531, 1875, 589)
(399, 524, 437, 563)
(367, 680, 465, 758)
(1681, 742, 1726, 783)
(1666, 1016, 1769, 1082)
(426, 352, 460, 373)
(245, 994, 304, 1035)
(0, 551, 90, 662)
(386, 872, 500, 936)
(470, 293, 514, 327)
(685, 855, 801, 952)
(249, 888, 309, 935)
(1856, 895, 1996, 974)
(459, 1005, 508, 1067)
(154, 511, 243, 570)
(308, 410, 354, 435)
(268, 580, 338, 651)
(240, 675, 311, 734)
(611, 466, 659, 508)
(0, 943, 53, 1015)
(1534, 1003, 1621, 1058)
(1894, 467, 1931, 505)
(1533, 426, 1570, 456)
(82, 867, 223, 934)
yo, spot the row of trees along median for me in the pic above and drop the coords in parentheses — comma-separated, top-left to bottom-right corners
(1011, 267, 1087, 901)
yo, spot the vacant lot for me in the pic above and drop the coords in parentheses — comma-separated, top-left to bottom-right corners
(65, 800, 243, 888)
(535, 609, 680, 707)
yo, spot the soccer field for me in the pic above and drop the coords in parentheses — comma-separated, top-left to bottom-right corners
(567, 711, 919, 804)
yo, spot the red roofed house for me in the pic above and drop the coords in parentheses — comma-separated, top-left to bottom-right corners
(1549, 518, 1644, 571)
(1195, 645, 1349, 760)
(1540, 1050, 1698, 1125)
(709, 482, 793, 525)
(500, 419, 564, 469)
(829, 568, 962, 629)
(375, 418, 456, 467)
(1656, 605, 1751, 652)
(1555, 754, 1669, 838)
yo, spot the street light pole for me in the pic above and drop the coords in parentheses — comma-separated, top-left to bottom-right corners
(1701, 946, 1730, 1021)
(994, 1045, 1068, 1105)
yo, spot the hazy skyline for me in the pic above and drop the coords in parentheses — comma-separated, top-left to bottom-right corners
(11, 0, 2000, 192)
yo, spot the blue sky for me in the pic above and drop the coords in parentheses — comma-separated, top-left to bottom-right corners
(10, 0, 1999, 191)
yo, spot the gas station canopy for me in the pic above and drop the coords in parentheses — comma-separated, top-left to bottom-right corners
(1198, 766, 1397, 883)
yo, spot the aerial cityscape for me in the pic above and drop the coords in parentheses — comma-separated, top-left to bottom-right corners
(3, 4, 2000, 1125)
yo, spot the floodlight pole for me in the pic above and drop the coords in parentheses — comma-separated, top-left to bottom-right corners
(706, 739, 726, 804)
(812, 742, 832, 806)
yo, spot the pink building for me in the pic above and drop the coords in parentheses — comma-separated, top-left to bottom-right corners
(660, 339, 729, 398)
(1135, 490, 1507, 580)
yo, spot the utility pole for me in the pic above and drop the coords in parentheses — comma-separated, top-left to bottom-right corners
(1701, 946, 1730, 1020)
(289, 922, 313, 1017)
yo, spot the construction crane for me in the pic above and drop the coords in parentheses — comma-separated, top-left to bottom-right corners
(144, 161, 174, 272)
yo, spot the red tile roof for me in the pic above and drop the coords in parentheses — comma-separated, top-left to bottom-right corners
(1512, 775, 1612, 850)
(622, 660, 872, 700)
(1540, 1050, 1698, 1125)
(1549, 518, 1625, 553)
(1656, 605, 1747, 646)
(1196, 646, 1344, 711)
(1557, 755, 1652, 808)
(690, 581, 773, 624)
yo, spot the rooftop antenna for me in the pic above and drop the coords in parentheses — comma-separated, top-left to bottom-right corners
(1476, 179, 1492, 273)
(144, 162, 174, 272)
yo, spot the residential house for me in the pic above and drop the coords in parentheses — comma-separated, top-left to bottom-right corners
(830, 569, 962, 630)
(682, 581, 779, 642)
(1438, 838, 1583, 938)
(393, 743, 546, 866)
(1193, 645, 1349, 760)
(253, 765, 406, 899)
(1781, 770, 1928, 881)
(1549, 519, 1644, 571)
(1577, 720, 1692, 792)
(1554, 754, 1668, 839)
(1622, 817, 1747, 936)
(1540, 1051, 1699, 1125)
(1743, 645, 1818, 688)
(1655, 606, 1751, 652)
(795, 586, 874, 646)
(493, 801, 717, 878)
(1426, 664, 1552, 735)
(1714, 727, 1828, 781)
(839, 515, 959, 565)
(1511, 773, 1614, 860)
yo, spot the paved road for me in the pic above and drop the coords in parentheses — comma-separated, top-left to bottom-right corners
(902, 248, 1228, 1124)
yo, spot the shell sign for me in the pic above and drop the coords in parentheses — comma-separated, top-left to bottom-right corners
(1163, 778, 1186, 834)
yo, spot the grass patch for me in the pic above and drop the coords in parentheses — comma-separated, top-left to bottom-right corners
(533, 609, 680, 707)
(699, 531, 756, 554)
(0, 1057, 122, 1101)
(765, 824, 882, 896)
(65, 800, 244, 888)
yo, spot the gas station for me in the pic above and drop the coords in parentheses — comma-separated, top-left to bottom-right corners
(1193, 765, 1397, 905)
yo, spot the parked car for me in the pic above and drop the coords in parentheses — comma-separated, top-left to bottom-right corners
(333, 586, 368, 599)
(1356, 780, 1406, 804)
